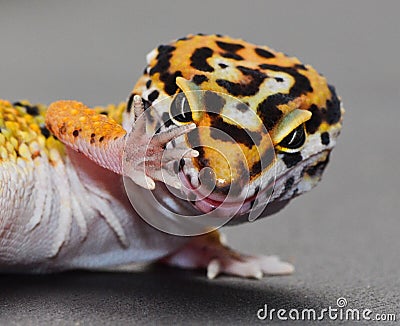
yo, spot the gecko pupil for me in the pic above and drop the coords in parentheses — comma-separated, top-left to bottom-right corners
(170, 92, 192, 123)
(279, 125, 306, 150)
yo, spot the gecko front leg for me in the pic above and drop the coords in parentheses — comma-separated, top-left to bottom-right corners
(46, 96, 198, 189)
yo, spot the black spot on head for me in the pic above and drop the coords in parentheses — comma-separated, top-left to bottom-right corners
(99, 111, 108, 115)
(216, 41, 244, 52)
(326, 85, 341, 125)
(99, 136, 104, 142)
(218, 63, 228, 69)
(215, 80, 236, 96)
(177, 36, 188, 41)
(204, 91, 226, 114)
(255, 47, 275, 59)
(275, 77, 284, 82)
(73, 130, 79, 137)
(290, 72, 314, 96)
(321, 132, 330, 145)
(148, 90, 160, 102)
(294, 64, 307, 70)
(237, 66, 267, 79)
(145, 79, 152, 89)
(221, 52, 243, 60)
(147, 45, 184, 96)
(158, 44, 175, 56)
(190, 47, 214, 72)
(258, 64, 313, 98)
(208, 113, 261, 149)
(216, 66, 267, 97)
(40, 126, 51, 138)
(162, 70, 183, 96)
(91, 133, 95, 138)
(282, 152, 303, 168)
(257, 94, 289, 130)
(305, 104, 323, 134)
(149, 45, 175, 76)
(192, 74, 208, 85)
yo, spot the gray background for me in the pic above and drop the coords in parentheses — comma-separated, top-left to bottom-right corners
(0, 0, 399, 324)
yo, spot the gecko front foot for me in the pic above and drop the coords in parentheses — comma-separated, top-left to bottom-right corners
(46, 97, 198, 191)
(161, 231, 294, 279)
(124, 95, 198, 190)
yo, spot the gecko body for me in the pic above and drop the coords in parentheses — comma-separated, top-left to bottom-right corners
(0, 34, 343, 278)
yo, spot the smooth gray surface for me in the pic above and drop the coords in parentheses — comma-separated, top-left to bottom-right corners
(1, 0, 399, 325)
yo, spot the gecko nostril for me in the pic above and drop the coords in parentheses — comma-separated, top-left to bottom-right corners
(198, 167, 216, 192)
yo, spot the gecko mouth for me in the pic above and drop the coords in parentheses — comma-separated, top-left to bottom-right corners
(178, 167, 272, 216)
(177, 149, 331, 217)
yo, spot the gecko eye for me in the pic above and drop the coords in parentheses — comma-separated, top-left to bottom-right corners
(170, 92, 193, 123)
(277, 124, 306, 151)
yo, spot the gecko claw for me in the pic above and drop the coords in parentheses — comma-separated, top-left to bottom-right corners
(207, 259, 221, 279)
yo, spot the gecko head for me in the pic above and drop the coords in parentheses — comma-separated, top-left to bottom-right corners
(162, 77, 343, 221)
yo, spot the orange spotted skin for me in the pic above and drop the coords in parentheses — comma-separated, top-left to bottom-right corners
(135, 34, 334, 112)
(134, 34, 340, 129)
(46, 100, 127, 174)
(46, 101, 126, 147)
(132, 34, 344, 197)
